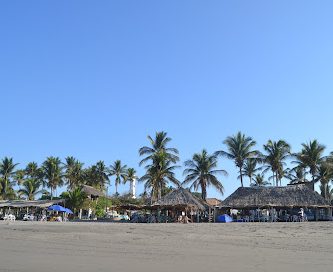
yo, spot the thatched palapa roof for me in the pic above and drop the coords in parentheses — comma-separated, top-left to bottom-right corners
(154, 188, 207, 211)
(220, 184, 331, 209)
(0, 199, 64, 208)
(82, 185, 104, 197)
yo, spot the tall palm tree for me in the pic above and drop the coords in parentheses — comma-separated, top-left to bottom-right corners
(215, 132, 257, 187)
(139, 131, 180, 201)
(314, 161, 333, 200)
(126, 168, 138, 198)
(109, 160, 128, 195)
(294, 140, 326, 182)
(140, 152, 180, 202)
(25, 162, 42, 182)
(250, 174, 271, 187)
(183, 149, 227, 200)
(90, 161, 109, 191)
(0, 157, 19, 199)
(139, 131, 179, 166)
(239, 158, 259, 185)
(64, 156, 84, 190)
(262, 140, 291, 186)
(18, 179, 44, 200)
(41, 157, 64, 199)
(320, 182, 333, 201)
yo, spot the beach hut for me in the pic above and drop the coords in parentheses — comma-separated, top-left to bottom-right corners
(81, 185, 104, 200)
(153, 188, 209, 222)
(219, 184, 332, 221)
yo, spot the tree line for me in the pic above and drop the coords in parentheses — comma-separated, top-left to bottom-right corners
(1, 131, 333, 203)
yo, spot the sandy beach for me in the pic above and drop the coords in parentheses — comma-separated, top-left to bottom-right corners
(0, 221, 332, 272)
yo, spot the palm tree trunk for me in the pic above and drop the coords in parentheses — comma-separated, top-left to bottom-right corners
(239, 168, 244, 187)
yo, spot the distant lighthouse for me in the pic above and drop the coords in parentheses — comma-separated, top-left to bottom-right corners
(130, 178, 136, 199)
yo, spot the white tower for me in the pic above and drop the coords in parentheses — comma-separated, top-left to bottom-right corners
(130, 178, 136, 199)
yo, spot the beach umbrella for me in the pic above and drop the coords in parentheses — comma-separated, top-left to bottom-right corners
(48, 204, 67, 212)
(65, 208, 73, 214)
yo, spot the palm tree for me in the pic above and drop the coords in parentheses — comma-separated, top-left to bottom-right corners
(64, 156, 84, 190)
(314, 161, 333, 200)
(262, 140, 291, 186)
(25, 162, 42, 183)
(87, 161, 109, 191)
(320, 182, 333, 201)
(140, 152, 180, 202)
(139, 131, 180, 201)
(14, 169, 25, 188)
(215, 132, 257, 187)
(18, 179, 44, 200)
(108, 160, 127, 195)
(294, 140, 326, 182)
(250, 174, 271, 187)
(286, 166, 308, 184)
(183, 149, 227, 200)
(63, 187, 87, 214)
(139, 131, 179, 166)
(41, 157, 64, 199)
(239, 158, 259, 185)
(126, 168, 138, 198)
(0, 157, 19, 199)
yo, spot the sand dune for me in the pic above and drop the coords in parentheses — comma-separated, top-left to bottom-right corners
(0, 221, 332, 272)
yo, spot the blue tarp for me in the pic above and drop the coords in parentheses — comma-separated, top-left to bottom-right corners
(217, 214, 233, 223)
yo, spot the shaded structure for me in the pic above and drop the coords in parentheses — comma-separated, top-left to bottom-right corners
(219, 184, 332, 221)
(154, 188, 207, 211)
(0, 199, 64, 208)
(81, 185, 104, 199)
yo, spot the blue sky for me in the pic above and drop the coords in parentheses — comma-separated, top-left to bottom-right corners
(1, 1, 333, 198)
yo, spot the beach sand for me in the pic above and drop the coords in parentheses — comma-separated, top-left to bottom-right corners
(0, 221, 332, 272)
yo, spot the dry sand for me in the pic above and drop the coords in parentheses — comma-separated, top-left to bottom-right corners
(0, 221, 332, 272)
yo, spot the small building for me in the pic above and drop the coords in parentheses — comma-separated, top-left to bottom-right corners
(154, 188, 208, 212)
(81, 185, 104, 200)
(219, 184, 332, 221)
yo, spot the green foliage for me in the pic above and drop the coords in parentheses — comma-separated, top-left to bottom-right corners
(0, 157, 19, 200)
(108, 160, 128, 195)
(262, 140, 291, 186)
(139, 132, 180, 201)
(216, 132, 258, 187)
(63, 187, 87, 212)
(41, 157, 64, 199)
(18, 179, 43, 200)
(183, 149, 226, 200)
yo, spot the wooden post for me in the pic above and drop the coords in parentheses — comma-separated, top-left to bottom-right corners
(314, 208, 319, 221)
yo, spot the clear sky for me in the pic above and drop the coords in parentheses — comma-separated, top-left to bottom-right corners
(1, 1, 333, 199)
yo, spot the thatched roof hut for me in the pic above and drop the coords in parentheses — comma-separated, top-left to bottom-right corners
(154, 188, 207, 211)
(220, 184, 331, 209)
(82, 185, 104, 198)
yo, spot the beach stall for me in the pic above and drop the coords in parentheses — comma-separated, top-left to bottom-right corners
(0, 199, 65, 221)
(153, 188, 209, 223)
(218, 184, 332, 222)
